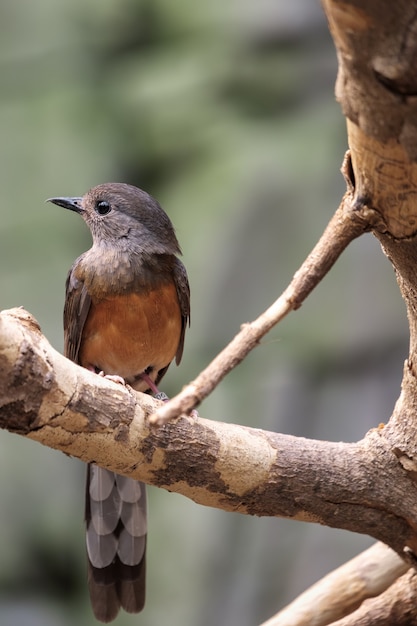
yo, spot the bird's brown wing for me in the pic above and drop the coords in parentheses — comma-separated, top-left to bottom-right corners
(173, 257, 190, 365)
(63, 259, 91, 363)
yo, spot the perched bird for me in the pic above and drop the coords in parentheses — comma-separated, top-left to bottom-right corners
(48, 183, 190, 622)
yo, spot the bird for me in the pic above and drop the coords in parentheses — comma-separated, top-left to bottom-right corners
(48, 182, 190, 622)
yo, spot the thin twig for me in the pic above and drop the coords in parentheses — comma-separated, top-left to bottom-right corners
(151, 182, 372, 425)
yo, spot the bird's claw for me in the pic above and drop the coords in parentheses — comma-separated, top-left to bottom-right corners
(98, 372, 126, 386)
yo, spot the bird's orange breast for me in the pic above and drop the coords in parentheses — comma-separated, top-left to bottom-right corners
(79, 282, 182, 391)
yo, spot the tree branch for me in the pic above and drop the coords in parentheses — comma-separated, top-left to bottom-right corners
(151, 172, 376, 425)
(328, 569, 417, 626)
(261, 542, 408, 626)
(1, 306, 417, 566)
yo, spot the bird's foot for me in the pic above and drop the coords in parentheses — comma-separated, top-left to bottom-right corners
(97, 371, 126, 386)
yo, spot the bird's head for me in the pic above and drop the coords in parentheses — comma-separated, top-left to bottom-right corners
(48, 182, 181, 256)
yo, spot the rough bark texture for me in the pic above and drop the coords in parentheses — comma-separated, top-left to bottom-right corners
(319, 0, 417, 622)
(0, 307, 416, 562)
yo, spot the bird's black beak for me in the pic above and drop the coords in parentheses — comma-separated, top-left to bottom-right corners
(47, 196, 84, 213)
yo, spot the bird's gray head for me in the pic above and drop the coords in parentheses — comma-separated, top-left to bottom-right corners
(47, 182, 181, 256)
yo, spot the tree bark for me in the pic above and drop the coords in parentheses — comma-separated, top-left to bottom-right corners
(0, 306, 416, 561)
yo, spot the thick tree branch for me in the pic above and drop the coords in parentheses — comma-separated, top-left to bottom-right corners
(305, 0, 417, 620)
(1, 307, 417, 567)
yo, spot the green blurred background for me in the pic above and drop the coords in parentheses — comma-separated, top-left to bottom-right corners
(0, 0, 408, 625)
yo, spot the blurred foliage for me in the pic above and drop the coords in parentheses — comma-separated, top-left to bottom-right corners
(0, 1, 408, 625)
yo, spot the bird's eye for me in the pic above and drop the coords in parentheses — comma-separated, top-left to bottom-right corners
(95, 200, 111, 216)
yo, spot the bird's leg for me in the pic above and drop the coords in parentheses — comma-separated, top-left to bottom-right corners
(139, 372, 199, 416)
(139, 372, 170, 402)
(94, 368, 197, 415)
(91, 366, 168, 400)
